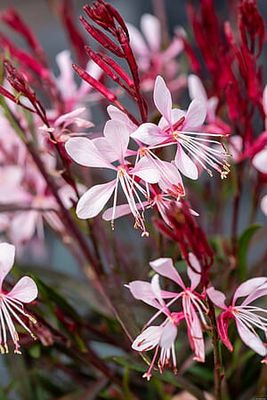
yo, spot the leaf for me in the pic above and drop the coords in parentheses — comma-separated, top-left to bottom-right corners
(237, 224, 261, 280)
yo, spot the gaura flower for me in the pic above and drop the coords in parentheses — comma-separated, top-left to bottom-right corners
(65, 120, 160, 235)
(132, 76, 230, 180)
(207, 277, 267, 360)
(0, 242, 38, 354)
(128, 255, 208, 379)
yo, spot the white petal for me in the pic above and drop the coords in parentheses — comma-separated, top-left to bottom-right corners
(260, 195, 267, 216)
(233, 277, 267, 304)
(0, 243, 15, 288)
(8, 276, 38, 303)
(131, 157, 160, 183)
(132, 326, 163, 351)
(159, 320, 177, 349)
(127, 23, 149, 56)
(153, 76, 172, 123)
(206, 287, 227, 309)
(252, 148, 267, 174)
(141, 14, 161, 52)
(236, 319, 266, 356)
(103, 120, 129, 162)
(107, 105, 137, 131)
(175, 145, 198, 180)
(65, 137, 114, 169)
(188, 75, 208, 102)
(76, 180, 116, 219)
(183, 99, 207, 129)
(149, 258, 185, 288)
(187, 253, 201, 290)
(158, 108, 186, 130)
(131, 123, 165, 146)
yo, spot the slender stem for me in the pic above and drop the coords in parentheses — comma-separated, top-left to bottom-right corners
(208, 299, 223, 400)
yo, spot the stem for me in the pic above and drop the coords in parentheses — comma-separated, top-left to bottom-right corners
(208, 299, 223, 400)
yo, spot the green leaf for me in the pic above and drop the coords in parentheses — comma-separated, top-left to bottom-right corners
(237, 224, 261, 280)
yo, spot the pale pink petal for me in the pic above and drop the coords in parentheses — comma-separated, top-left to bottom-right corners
(93, 137, 119, 163)
(233, 277, 267, 305)
(58, 184, 79, 209)
(76, 180, 116, 219)
(55, 108, 93, 128)
(162, 37, 183, 61)
(65, 137, 114, 169)
(153, 76, 172, 123)
(207, 97, 218, 121)
(206, 287, 227, 309)
(10, 211, 38, 244)
(158, 161, 184, 195)
(128, 280, 176, 308)
(183, 99, 207, 129)
(252, 148, 267, 174)
(103, 120, 129, 163)
(188, 75, 208, 103)
(0, 243, 15, 288)
(242, 284, 267, 306)
(260, 195, 267, 216)
(107, 105, 137, 132)
(103, 202, 149, 221)
(127, 23, 149, 56)
(151, 274, 164, 306)
(175, 144, 199, 180)
(188, 306, 205, 362)
(131, 157, 160, 183)
(55, 50, 77, 100)
(236, 319, 267, 356)
(7, 276, 38, 303)
(78, 60, 102, 97)
(229, 135, 242, 161)
(187, 253, 201, 290)
(141, 14, 161, 52)
(131, 123, 165, 146)
(132, 326, 163, 351)
(158, 108, 186, 130)
(159, 320, 177, 349)
(149, 258, 185, 288)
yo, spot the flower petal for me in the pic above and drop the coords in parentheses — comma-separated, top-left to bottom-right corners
(103, 120, 129, 163)
(107, 105, 137, 132)
(65, 137, 114, 169)
(131, 123, 165, 146)
(252, 148, 267, 174)
(103, 202, 148, 221)
(0, 243, 15, 288)
(10, 211, 38, 244)
(187, 253, 201, 290)
(158, 108, 185, 130)
(131, 157, 160, 183)
(260, 195, 267, 216)
(149, 258, 185, 288)
(55, 108, 93, 128)
(236, 319, 267, 356)
(127, 23, 149, 57)
(153, 76, 172, 123)
(233, 277, 267, 305)
(206, 287, 227, 309)
(175, 144, 199, 180)
(7, 276, 38, 303)
(183, 99, 207, 130)
(188, 75, 208, 102)
(132, 326, 163, 351)
(76, 180, 116, 219)
(141, 14, 161, 52)
(159, 320, 177, 349)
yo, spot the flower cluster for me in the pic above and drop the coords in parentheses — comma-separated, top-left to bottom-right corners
(66, 75, 230, 236)
(128, 257, 267, 380)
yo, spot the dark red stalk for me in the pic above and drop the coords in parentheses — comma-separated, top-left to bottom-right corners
(80, 16, 124, 57)
(58, 0, 87, 68)
(1, 8, 47, 64)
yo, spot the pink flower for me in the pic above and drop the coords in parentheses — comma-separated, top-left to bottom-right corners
(132, 76, 230, 180)
(252, 147, 267, 215)
(65, 120, 160, 235)
(127, 14, 183, 89)
(207, 278, 267, 359)
(128, 255, 207, 378)
(0, 242, 38, 354)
